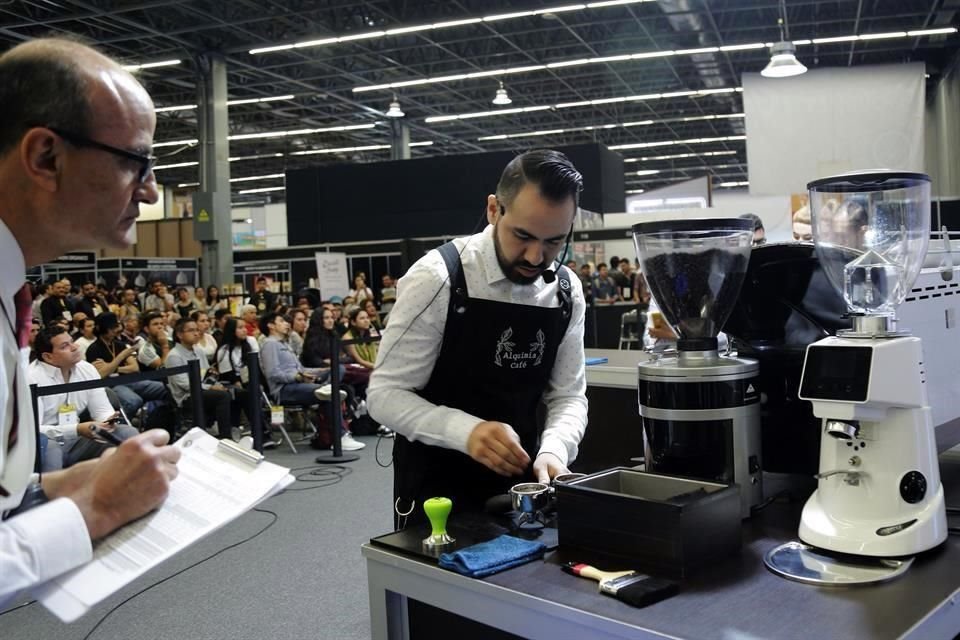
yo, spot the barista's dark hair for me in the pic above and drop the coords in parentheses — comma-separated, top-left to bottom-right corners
(495, 149, 583, 210)
(0, 39, 94, 155)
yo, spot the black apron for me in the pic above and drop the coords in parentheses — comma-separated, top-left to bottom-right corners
(393, 241, 572, 528)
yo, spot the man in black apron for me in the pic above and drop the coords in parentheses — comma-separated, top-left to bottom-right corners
(368, 150, 589, 528)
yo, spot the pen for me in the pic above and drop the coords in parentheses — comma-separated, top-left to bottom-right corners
(89, 424, 123, 446)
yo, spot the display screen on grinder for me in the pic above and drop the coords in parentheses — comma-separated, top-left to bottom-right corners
(800, 345, 872, 401)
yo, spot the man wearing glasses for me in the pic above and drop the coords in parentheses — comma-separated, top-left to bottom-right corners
(0, 38, 180, 607)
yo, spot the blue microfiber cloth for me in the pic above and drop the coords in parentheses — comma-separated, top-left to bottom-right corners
(439, 535, 546, 578)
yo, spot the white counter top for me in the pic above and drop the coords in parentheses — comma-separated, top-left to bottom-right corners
(584, 348, 648, 389)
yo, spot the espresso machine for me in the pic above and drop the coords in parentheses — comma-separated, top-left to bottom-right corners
(766, 171, 948, 585)
(632, 218, 763, 518)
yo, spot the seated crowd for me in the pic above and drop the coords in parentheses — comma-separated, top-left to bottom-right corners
(24, 271, 393, 469)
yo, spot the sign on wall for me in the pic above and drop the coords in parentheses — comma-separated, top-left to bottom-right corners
(314, 252, 350, 301)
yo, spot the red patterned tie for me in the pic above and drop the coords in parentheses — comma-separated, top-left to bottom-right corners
(6, 283, 31, 452)
(14, 283, 31, 349)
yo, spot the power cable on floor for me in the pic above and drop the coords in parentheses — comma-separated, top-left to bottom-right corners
(0, 599, 36, 618)
(375, 433, 394, 468)
(281, 464, 352, 491)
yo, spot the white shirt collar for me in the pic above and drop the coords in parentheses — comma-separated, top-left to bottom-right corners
(29, 359, 66, 383)
(0, 218, 26, 304)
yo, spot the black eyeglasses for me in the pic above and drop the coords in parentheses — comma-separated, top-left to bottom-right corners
(47, 126, 157, 184)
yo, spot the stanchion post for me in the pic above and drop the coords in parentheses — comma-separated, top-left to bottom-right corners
(247, 351, 263, 452)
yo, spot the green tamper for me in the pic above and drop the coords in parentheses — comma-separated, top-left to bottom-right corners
(422, 497, 456, 548)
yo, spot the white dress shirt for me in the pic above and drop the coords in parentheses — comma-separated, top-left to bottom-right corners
(0, 218, 91, 609)
(367, 224, 588, 466)
(28, 359, 115, 440)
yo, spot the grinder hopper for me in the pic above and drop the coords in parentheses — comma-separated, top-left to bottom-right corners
(632, 218, 754, 352)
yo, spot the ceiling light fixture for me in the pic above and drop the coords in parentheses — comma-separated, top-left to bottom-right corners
(238, 186, 286, 195)
(156, 95, 296, 114)
(354, 27, 955, 93)
(717, 181, 750, 188)
(761, 40, 807, 77)
(153, 123, 375, 148)
(762, 5, 807, 78)
(476, 112, 744, 141)
(492, 82, 513, 106)
(248, 1, 653, 55)
(623, 150, 738, 163)
(385, 96, 405, 118)
(609, 135, 746, 151)
(123, 59, 182, 71)
(428, 88, 742, 123)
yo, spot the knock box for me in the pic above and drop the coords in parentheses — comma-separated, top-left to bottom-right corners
(555, 468, 742, 579)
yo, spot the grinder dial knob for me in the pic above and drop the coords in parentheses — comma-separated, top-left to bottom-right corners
(899, 471, 927, 504)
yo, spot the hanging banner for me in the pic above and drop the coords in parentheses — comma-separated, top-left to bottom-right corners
(314, 252, 350, 301)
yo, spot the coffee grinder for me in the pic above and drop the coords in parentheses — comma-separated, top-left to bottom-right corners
(799, 172, 947, 557)
(632, 218, 763, 518)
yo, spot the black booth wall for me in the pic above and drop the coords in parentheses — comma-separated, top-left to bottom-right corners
(286, 143, 625, 245)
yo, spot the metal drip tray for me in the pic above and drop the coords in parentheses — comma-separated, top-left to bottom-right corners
(764, 541, 913, 586)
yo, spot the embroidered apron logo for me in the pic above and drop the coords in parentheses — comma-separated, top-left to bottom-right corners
(494, 328, 546, 369)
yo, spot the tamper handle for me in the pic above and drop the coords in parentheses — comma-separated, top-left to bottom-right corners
(424, 497, 452, 537)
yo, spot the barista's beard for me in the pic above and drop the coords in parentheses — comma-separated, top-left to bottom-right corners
(492, 223, 546, 285)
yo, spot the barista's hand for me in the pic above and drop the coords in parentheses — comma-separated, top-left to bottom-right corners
(533, 452, 569, 484)
(467, 421, 530, 477)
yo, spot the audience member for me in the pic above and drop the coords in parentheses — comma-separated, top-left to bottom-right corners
(75, 281, 109, 318)
(29, 327, 138, 470)
(288, 308, 307, 357)
(741, 213, 766, 246)
(119, 312, 140, 346)
(86, 312, 167, 418)
(240, 304, 259, 339)
(27, 318, 40, 351)
(191, 309, 218, 361)
(192, 286, 208, 312)
(578, 263, 594, 304)
(137, 310, 171, 370)
(212, 307, 231, 344)
(592, 262, 620, 303)
(214, 317, 259, 386)
(364, 299, 383, 332)
(31, 281, 50, 321)
(165, 317, 234, 440)
(349, 274, 373, 304)
(342, 306, 379, 370)
(117, 286, 140, 320)
(260, 311, 362, 451)
(73, 317, 96, 357)
(173, 287, 196, 319)
(379, 274, 397, 315)
(301, 307, 337, 370)
(247, 276, 276, 314)
(206, 285, 228, 312)
(144, 280, 174, 312)
(40, 278, 73, 326)
(69, 311, 87, 340)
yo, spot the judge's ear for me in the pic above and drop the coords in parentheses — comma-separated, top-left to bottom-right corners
(19, 128, 63, 193)
(486, 194, 500, 226)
